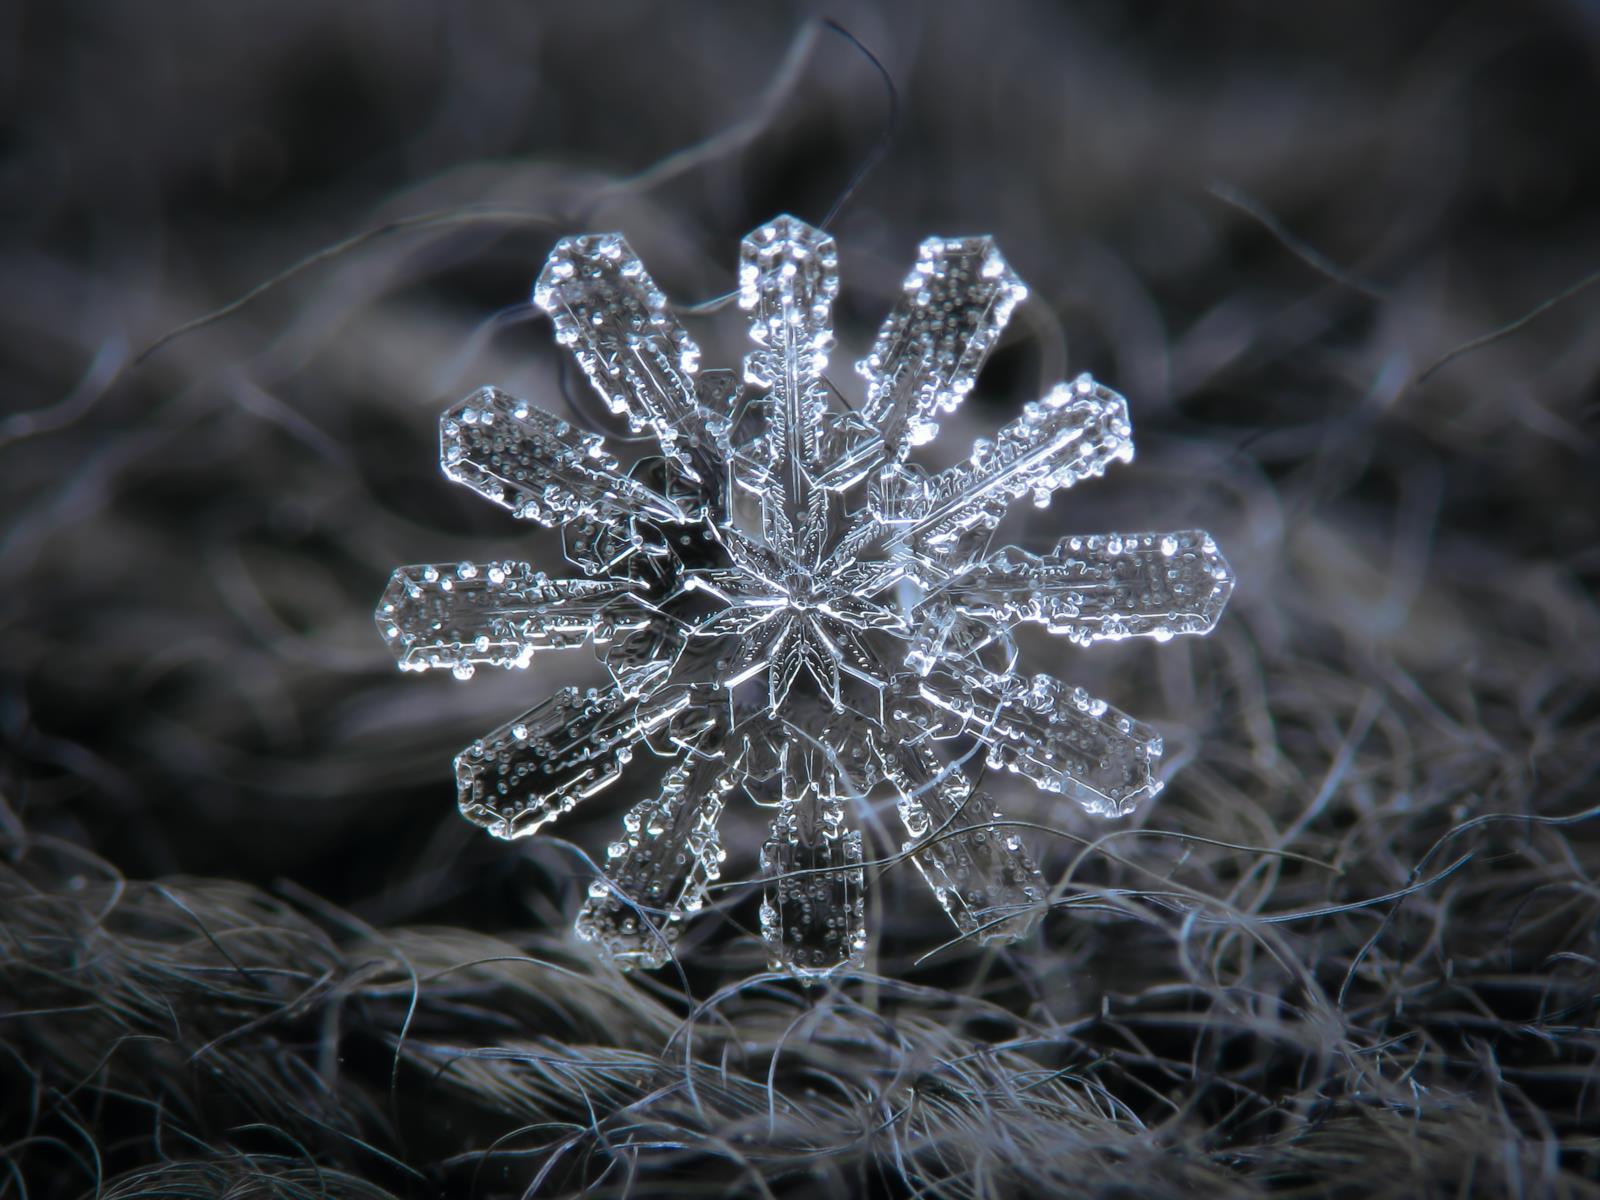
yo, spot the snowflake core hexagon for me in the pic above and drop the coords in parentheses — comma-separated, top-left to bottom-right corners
(376, 215, 1234, 977)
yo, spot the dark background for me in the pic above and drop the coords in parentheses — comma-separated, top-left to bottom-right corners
(3, 3, 1599, 1197)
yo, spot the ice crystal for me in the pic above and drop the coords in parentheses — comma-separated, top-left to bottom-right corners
(376, 216, 1235, 977)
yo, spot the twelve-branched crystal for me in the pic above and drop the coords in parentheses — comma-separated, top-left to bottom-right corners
(376, 216, 1234, 976)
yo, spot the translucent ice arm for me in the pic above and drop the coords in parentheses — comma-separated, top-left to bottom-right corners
(575, 749, 736, 970)
(534, 234, 729, 483)
(871, 374, 1135, 567)
(858, 236, 1027, 456)
(759, 750, 866, 977)
(878, 731, 1044, 942)
(935, 530, 1235, 646)
(739, 215, 839, 563)
(740, 215, 839, 473)
(376, 562, 632, 675)
(440, 387, 681, 526)
(913, 665, 1164, 818)
(455, 684, 709, 840)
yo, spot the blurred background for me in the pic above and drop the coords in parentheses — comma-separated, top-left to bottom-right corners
(3, 2, 1598, 1196)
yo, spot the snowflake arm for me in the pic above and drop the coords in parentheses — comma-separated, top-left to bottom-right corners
(858, 236, 1027, 456)
(932, 529, 1235, 647)
(879, 739, 1045, 940)
(877, 375, 1135, 566)
(758, 745, 867, 976)
(441, 386, 682, 529)
(454, 683, 715, 840)
(376, 562, 633, 675)
(738, 216, 839, 566)
(911, 668, 1164, 817)
(534, 235, 728, 485)
(574, 748, 736, 969)
(821, 374, 1135, 588)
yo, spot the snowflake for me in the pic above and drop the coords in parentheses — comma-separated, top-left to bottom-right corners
(376, 215, 1234, 977)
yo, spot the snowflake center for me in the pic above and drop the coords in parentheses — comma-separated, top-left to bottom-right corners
(780, 573, 825, 613)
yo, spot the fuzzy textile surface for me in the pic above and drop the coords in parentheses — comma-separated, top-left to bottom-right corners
(3, 3, 1600, 1197)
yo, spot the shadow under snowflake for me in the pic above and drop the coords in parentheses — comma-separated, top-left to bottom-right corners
(375, 215, 1234, 977)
